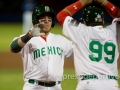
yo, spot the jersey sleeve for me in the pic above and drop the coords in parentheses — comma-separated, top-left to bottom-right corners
(106, 18, 120, 51)
(19, 41, 31, 57)
(106, 18, 120, 35)
(113, 18, 120, 51)
(62, 16, 86, 44)
(62, 36, 73, 59)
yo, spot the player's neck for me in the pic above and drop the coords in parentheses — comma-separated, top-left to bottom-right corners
(41, 36, 46, 41)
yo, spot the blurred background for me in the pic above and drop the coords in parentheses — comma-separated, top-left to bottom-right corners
(0, 0, 120, 90)
(0, 0, 120, 23)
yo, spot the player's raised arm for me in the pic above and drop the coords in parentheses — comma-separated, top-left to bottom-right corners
(95, 0, 120, 18)
(10, 24, 45, 53)
(56, 0, 93, 26)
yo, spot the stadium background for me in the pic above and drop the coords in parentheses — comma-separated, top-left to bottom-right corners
(0, 0, 120, 90)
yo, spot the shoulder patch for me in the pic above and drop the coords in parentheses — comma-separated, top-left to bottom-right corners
(69, 19, 79, 27)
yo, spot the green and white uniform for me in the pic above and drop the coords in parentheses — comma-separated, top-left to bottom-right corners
(63, 16, 119, 90)
(11, 33, 73, 90)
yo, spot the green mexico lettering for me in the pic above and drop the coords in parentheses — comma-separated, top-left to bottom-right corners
(34, 46, 63, 59)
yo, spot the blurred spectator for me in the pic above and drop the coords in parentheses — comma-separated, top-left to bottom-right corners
(22, 0, 37, 33)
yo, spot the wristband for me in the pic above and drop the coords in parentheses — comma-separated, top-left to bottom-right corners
(21, 32, 32, 43)
(104, 1, 120, 17)
(66, 1, 83, 16)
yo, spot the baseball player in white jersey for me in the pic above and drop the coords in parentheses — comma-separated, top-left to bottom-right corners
(10, 4, 73, 90)
(57, 0, 120, 90)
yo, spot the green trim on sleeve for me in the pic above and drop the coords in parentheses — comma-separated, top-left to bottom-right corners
(11, 39, 22, 51)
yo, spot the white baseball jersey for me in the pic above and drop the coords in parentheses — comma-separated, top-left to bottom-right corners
(63, 16, 119, 81)
(11, 33, 73, 82)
